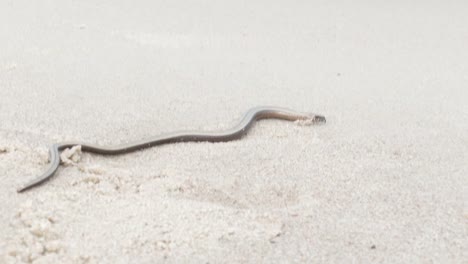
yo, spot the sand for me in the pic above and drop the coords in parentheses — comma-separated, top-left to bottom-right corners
(0, 1, 467, 263)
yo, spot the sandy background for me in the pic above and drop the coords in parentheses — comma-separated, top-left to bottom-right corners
(1, 1, 467, 263)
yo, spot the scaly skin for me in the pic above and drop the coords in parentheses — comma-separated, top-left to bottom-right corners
(17, 106, 326, 192)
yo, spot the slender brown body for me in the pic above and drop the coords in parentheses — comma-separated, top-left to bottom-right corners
(17, 106, 325, 192)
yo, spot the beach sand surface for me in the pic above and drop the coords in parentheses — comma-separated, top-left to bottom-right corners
(0, 1, 467, 263)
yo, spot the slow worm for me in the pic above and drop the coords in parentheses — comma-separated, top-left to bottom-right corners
(17, 106, 325, 192)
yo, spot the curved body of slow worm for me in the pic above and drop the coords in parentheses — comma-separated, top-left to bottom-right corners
(17, 106, 325, 192)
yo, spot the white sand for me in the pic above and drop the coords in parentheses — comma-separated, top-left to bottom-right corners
(1, 1, 467, 263)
